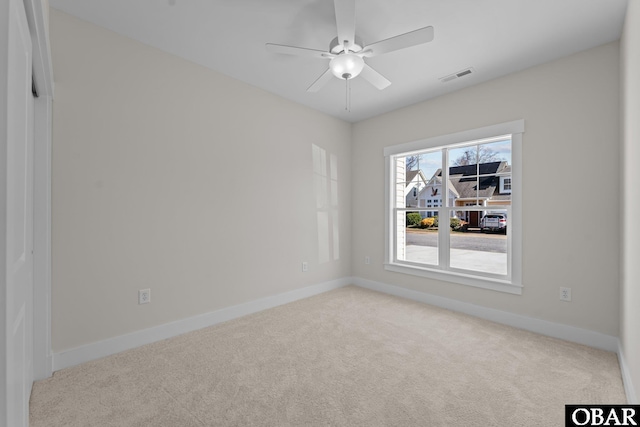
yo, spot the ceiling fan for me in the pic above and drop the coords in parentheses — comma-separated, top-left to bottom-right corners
(265, 0, 434, 93)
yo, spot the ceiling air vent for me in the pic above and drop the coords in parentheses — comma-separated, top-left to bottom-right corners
(439, 67, 474, 83)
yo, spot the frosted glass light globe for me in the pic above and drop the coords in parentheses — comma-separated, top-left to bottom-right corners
(330, 54, 364, 80)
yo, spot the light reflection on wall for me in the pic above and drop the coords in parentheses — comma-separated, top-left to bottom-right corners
(312, 144, 339, 264)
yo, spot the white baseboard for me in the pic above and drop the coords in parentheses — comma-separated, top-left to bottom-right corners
(358, 276, 634, 402)
(32, 352, 53, 381)
(353, 277, 619, 352)
(618, 341, 638, 404)
(52, 278, 351, 371)
(53, 275, 625, 382)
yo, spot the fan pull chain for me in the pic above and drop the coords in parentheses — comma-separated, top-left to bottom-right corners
(345, 78, 351, 112)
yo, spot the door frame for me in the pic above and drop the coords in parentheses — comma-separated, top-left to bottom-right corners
(24, 0, 54, 381)
(2, 3, 53, 415)
(2, 1, 35, 423)
(32, 90, 52, 380)
(2, 0, 54, 386)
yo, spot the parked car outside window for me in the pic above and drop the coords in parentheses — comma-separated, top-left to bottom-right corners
(480, 213, 507, 233)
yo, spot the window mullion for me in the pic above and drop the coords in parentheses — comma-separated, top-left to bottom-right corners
(393, 208, 399, 262)
(393, 155, 407, 262)
(475, 146, 480, 203)
(385, 157, 394, 264)
(506, 205, 512, 280)
(439, 149, 450, 270)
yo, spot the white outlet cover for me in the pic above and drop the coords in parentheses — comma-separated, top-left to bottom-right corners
(139, 289, 151, 304)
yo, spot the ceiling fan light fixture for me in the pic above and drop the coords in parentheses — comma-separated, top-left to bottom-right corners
(330, 53, 364, 80)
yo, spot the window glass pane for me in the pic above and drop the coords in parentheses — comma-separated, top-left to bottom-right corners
(446, 140, 512, 208)
(396, 151, 442, 209)
(449, 209, 508, 275)
(448, 140, 511, 168)
(447, 169, 480, 207)
(403, 210, 438, 265)
(394, 157, 406, 208)
(455, 206, 482, 227)
(395, 211, 407, 261)
(417, 151, 442, 181)
(484, 139, 512, 166)
(417, 151, 442, 211)
(480, 173, 501, 207)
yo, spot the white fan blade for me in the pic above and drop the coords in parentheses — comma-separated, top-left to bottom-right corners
(307, 69, 334, 92)
(334, 0, 356, 50)
(360, 64, 391, 90)
(266, 43, 333, 59)
(362, 26, 434, 57)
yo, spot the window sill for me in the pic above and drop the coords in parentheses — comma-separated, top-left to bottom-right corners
(384, 262, 523, 295)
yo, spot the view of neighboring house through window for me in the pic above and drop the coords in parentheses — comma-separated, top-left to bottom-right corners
(384, 121, 523, 294)
(501, 176, 512, 193)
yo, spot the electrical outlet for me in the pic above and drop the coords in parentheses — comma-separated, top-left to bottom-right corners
(365, 256, 370, 265)
(560, 287, 571, 302)
(139, 289, 151, 305)
(302, 262, 308, 272)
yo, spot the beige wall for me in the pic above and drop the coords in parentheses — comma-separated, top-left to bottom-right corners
(621, 0, 640, 402)
(50, 7, 626, 356)
(352, 42, 620, 336)
(50, 10, 351, 352)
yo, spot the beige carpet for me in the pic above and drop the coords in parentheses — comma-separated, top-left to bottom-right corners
(30, 286, 626, 426)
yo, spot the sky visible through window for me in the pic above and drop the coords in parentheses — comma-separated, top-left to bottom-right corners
(408, 139, 512, 180)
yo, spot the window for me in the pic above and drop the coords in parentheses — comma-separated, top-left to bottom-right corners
(384, 120, 523, 294)
(501, 177, 512, 193)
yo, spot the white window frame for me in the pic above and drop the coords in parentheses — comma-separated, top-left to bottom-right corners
(500, 176, 512, 193)
(384, 120, 524, 295)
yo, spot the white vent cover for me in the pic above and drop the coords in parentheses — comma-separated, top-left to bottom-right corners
(439, 67, 474, 83)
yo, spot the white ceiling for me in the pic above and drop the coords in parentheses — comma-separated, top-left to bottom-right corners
(49, 0, 629, 123)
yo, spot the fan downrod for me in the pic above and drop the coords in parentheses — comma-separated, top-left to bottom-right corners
(329, 36, 363, 54)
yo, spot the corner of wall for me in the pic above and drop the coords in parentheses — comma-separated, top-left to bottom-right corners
(619, 0, 640, 405)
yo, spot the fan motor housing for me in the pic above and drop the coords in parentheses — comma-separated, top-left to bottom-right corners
(330, 36, 363, 54)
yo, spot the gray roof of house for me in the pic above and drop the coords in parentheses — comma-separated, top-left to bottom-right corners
(433, 161, 510, 200)
(405, 169, 427, 187)
(405, 170, 420, 185)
